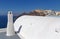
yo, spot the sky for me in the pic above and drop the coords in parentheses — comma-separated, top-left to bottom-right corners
(0, 0, 60, 15)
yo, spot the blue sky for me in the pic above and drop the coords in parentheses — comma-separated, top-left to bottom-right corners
(0, 0, 60, 15)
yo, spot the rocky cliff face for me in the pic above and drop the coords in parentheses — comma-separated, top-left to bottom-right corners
(15, 10, 56, 19)
(28, 10, 46, 16)
(18, 10, 46, 16)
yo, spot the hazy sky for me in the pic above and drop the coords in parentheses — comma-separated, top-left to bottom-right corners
(0, 0, 60, 15)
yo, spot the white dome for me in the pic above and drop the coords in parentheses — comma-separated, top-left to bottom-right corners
(14, 15, 60, 39)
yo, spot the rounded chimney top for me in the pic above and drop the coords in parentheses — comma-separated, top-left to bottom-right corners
(8, 11, 12, 14)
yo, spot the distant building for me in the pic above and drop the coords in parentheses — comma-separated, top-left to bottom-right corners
(44, 10, 56, 16)
(56, 12, 60, 16)
(31, 10, 56, 16)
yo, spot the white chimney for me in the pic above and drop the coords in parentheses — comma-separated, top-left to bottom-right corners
(6, 11, 15, 36)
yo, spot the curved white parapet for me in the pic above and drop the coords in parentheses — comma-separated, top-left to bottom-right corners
(14, 15, 60, 39)
(6, 11, 15, 36)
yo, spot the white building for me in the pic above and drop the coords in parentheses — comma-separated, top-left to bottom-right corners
(14, 15, 60, 39)
(56, 11, 60, 16)
(44, 10, 56, 16)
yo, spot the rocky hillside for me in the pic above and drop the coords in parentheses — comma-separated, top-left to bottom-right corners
(14, 9, 57, 20)
(17, 10, 47, 17)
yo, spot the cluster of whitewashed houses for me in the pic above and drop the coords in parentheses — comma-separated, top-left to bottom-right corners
(45, 10, 60, 16)
(34, 9, 60, 16)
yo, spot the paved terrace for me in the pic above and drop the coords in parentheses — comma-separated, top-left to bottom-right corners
(0, 32, 20, 39)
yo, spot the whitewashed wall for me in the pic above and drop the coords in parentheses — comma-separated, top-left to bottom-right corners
(14, 15, 60, 39)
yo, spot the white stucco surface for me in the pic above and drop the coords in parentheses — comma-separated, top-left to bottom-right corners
(14, 15, 60, 39)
